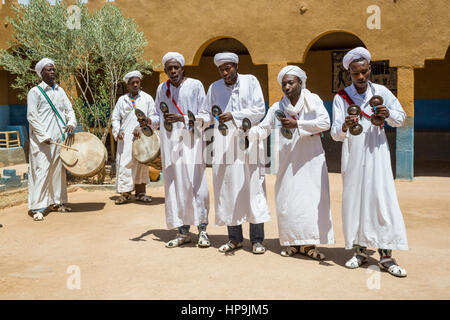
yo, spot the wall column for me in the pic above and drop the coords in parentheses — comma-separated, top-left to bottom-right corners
(396, 66, 415, 180)
(267, 62, 287, 107)
(267, 62, 287, 174)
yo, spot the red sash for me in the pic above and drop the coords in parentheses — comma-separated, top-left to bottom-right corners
(165, 80, 185, 116)
(337, 89, 381, 125)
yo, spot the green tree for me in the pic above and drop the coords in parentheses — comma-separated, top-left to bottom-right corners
(0, 0, 153, 144)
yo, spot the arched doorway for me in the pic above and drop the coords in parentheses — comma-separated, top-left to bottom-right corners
(414, 45, 450, 177)
(295, 31, 397, 174)
(184, 37, 268, 104)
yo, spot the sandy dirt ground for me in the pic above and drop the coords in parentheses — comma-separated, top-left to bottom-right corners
(0, 169, 449, 300)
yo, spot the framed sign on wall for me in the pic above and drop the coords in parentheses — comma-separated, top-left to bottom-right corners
(332, 50, 397, 93)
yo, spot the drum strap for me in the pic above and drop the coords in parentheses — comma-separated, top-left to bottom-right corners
(37, 86, 67, 141)
(165, 80, 185, 116)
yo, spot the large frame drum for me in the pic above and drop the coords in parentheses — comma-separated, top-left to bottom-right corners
(132, 130, 162, 170)
(60, 132, 108, 177)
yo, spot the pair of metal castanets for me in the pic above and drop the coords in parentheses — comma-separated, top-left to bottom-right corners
(347, 95, 386, 136)
(159, 102, 197, 134)
(212, 105, 252, 149)
(275, 110, 293, 139)
(134, 108, 154, 137)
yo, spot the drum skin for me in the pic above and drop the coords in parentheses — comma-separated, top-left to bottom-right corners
(60, 132, 107, 178)
(132, 130, 162, 170)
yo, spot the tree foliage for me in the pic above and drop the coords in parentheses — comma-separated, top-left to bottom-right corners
(0, 0, 153, 143)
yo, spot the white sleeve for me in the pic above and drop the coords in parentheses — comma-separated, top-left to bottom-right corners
(330, 94, 348, 142)
(61, 89, 77, 128)
(145, 94, 160, 129)
(231, 77, 266, 126)
(111, 100, 122, 140)
(297, 94, 330, 137)
(383, 89, 406, 127)
(249, 104, 276, 141)
(197, 84, 214, 128)
(145, 94, 156, 117)
(150, 88, 162, 130)
(27, 88, 50, 143)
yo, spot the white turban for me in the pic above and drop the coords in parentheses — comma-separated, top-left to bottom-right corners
(214, 52, 239, 67)
(123, 70, 143, 83)
(277, 65, 307, 89)
(162, 52, 185, 67)
(342, 47, 371, 70)
(35, 58, 55, 78)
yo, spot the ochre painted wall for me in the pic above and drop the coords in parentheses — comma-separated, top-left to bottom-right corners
(140, 71, 160, 100)
(1, 0, 449, 69)
(297, 50, 334, 101)
(414, 46, 450, 100)
(0, 1, 448, 105)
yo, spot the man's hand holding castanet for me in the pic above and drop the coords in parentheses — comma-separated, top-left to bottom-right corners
(372, 105, 390, 119)
(342, 115, 359, 132)
(164, 113, 185, 123)
(137, 117, 149, 128)
(117, 131, 125, 140)
(218, 112, 233, 123)
(280, 117, 298, 129)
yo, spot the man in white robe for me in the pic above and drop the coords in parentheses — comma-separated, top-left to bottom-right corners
(198, 52, 271, 254)
(331, 47, 408, 277)
(250, 66, 334, 259)
(148, 52, 210, 248)
(111, 71, 155, 204)
(27, 58, 77, 221)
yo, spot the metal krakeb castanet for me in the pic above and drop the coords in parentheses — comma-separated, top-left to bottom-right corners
(160, 102, 173, 132)
(212, 105, 228, 136)
(369, 95, 385, 126)
(275, 109, 293, 139)
(347, 104, 363, 135)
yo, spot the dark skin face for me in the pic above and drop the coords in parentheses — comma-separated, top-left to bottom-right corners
(218, 62, 238, 86)
(282, 74, 302, 105)
(164, 59, 184, 88)
(40, 64, 74, 143)
(41, 64, 56, 87)
(280, 74, 302, 128)
(349, 59, 371, 94)
(127, 77, 141, 96)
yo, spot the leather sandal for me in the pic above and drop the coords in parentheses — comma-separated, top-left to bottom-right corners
(115, 192, 131, 205)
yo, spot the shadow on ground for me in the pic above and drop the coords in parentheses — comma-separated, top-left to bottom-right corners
(109, 196, 165, 206)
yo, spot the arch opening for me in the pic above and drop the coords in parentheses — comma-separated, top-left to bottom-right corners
(185, 37, 268, 102)
(295, 31, 398, 174)
(413, 44, 450, 177)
